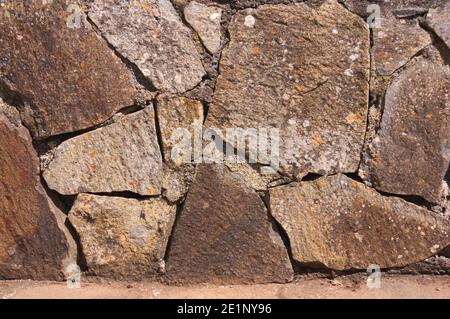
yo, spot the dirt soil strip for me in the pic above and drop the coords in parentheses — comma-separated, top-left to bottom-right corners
(0, 275, 449, 299)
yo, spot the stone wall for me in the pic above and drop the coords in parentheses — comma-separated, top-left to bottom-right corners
(0, 0, 449, 283)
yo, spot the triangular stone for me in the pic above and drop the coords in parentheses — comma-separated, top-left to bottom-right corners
(166, 164, 293, 284)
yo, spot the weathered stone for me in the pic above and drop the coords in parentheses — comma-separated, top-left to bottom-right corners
(0, 97, 21, 127)
(0, 114, 76, 280)
(184, 1, 222, 54)
(225, 162, 288, 192)
(69, 194, 176, 279)
(0, 0, 136, 139)
(206, 1, 370, 178)
(161, 164, 196, 202)
(89, 0, 206, 93)
(373, 17, 431, 75)
(361, 56, 450, 203)
(425, 1, 450, 49)
(166, 164, 294, 284)
(156, 94, 204, 165)
(340, 0, 444, 17)
(44, 107, 163, 196)
(270, 174, 450, 270)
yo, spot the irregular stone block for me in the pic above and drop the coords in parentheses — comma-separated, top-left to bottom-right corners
(44, 107, 163, 196)
(184, 1, 222, 54)
(0, 114, 76, 280)
(156, 94, 204, 165)
(0, 0, 136, 139)
(270, 174, 450, 270)
(89, 0, 206, 93)
(361, 56, 450, 203)
(166, 164, 294, 284)
(373, 17, 431, 75)
(425, 1, 450, 49)
(69, 194, 176, 279)
(206, 0, 370, 178)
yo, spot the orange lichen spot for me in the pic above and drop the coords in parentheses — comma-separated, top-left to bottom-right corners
(250, 47, 261, 55)
(128, 180, 138, 189)
(312, 132, 323, 145)
(346, 112, 362, 125)
(146, 186, 157, 195)
(293, 84, 302, 93)
(372, 156, 379, 166)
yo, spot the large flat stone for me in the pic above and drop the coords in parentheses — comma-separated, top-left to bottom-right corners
(69, 194, 176, 279)
(0, 0, 136, 139)
(166, 164, 293, 284)
(0, 114, 76, 280)
(361, 55, 450, 203)
(206, 1, 370, 178)
(89, 0, 206, 93)
(44, 107, 163, 196)
(270, 174, 450, 270)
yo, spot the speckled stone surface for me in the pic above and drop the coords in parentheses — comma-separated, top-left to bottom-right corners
(270, 174, 450, 270)
(69, 194, 176, 279)
(206, 0, 370, 178)
(0, 0, 136, 139)
(44, 107, 162, 196)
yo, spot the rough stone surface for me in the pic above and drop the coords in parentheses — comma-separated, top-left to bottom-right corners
(0, 0, 136, 139)
(206, 1, 370, 178)
(425, 1, 450, 49)
(391, 256, 450, 275)
(69, 194, 176, 279)
(224, 162, 288, 192)
(166, 164, 294, 284)
(89, 0, 206, 93)
(361, 56, 450, 203)
(44, 107, 163, 196)
(161, 164, 196, 203)
(184, 1, 222, 54)
(340, 0, 445, 17)
(0, 97, 21, 127)
(373, 17, 431, 75)
(0, 114, 76, 280)
(270, 174, 450, 270)
(156, 94, 204, 165)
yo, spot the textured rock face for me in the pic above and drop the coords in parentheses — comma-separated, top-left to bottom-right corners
(0, 114, 76, 280)
(88, 0, 206, 93)
(44, 107, 163, 196)
(166, 164, 294, 284)
(0, 98, 21, 127)
(0, 0, 136, 139)
(156, 94, 204, 165)
(361, 56, 450, 203)
(206, 1, 370, 178)
(340, 0, 445, 17)
(69, 194, 176, 279)
(270, 174, 450, 271)
(426, 1, 450, 49)
(184, 1, 222, 54)
(373, 17, 430, 75)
